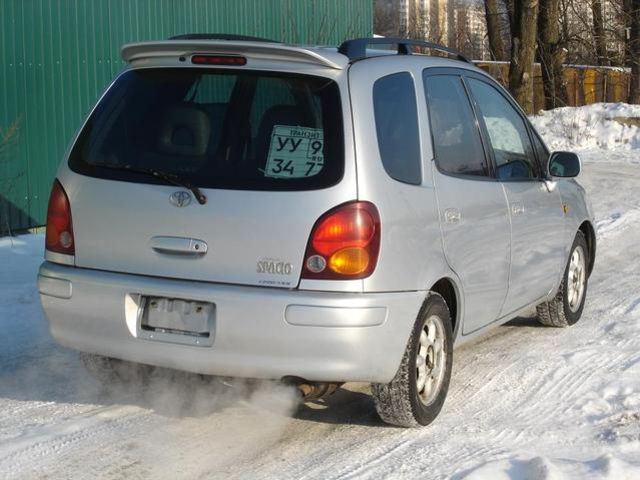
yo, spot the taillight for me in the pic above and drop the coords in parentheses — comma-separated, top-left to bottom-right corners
(302, 202, 380, 280)
(45, 180, 75, 256)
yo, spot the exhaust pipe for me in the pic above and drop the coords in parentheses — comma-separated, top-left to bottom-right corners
(297, 382, 342, 401)
(283, 377, 343, 401)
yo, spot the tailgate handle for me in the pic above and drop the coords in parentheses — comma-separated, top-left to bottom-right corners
(150, 236, 208, 255)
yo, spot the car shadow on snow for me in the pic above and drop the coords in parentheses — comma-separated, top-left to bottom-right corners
(294, 386, 392, 428)
(503, 316, 546, 328)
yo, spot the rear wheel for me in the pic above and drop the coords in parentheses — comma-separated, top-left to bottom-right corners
(371, 293, 453, 427)
(536, 231, 589, 327)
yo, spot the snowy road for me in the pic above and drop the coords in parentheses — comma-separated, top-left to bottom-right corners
(1, 154, 640, 477)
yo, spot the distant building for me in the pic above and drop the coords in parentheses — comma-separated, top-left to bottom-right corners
(452, 5, 489, 60)
(562, 0, 626, 64)
(394, 0, 487, 59)
(398, 0, 450, 44)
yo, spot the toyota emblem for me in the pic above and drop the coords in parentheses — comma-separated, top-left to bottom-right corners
(169, 191, 192, 208)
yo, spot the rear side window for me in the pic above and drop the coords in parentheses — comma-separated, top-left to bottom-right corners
(69, 69, 344, 191)
(424, 75, 489, 177)
(373, 72, 422, 185)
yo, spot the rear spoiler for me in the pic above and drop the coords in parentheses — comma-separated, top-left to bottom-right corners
(121, 40, 348, 70)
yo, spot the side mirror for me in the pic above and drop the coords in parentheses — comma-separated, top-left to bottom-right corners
(548, 151, 581, 178)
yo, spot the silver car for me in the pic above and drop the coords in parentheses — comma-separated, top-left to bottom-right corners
(38, 36, 595, 427)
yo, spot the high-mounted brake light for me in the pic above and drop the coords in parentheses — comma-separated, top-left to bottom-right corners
(45, 180, 75, 256)
(302, 202, 381, 280)
(191, 55, 247, 66)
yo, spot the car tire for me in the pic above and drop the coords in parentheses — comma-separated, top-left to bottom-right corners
(80, 352, 152, 384)
(536, 231, 589, 327)
(371, 293, 453, 427)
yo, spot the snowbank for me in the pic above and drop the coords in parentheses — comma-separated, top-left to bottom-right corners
(459, 454, 640, 480)
(530, 103, 640, 156)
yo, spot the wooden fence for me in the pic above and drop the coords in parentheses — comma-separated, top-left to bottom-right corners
(474, 61, 631, 111)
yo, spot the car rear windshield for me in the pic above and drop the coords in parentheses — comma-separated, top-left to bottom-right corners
(69, 68, 344, 190)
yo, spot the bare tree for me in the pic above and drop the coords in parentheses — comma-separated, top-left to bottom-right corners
(538, 0, 568, 108)
(429, 0, 451, 44)
(448, 4, 490, 60)
(397, 0, 451, 45)
(405, 1, 431, 41)
(509, 0, 539, 113)
(484, 0, 508, 60)
(448, 0, 458, 48)
(555, 0, 590, 64)
(628, 0, 640, 102)
(374, 0, 400, 37)
(505, 0, 516, 33)
(592, 1, 609, 65)
(392, 0, 457, 47)
(556, 0, 626, 66)
(0, 120, 22, 237)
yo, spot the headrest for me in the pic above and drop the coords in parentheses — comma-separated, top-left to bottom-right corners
(157, 105, 211, 157)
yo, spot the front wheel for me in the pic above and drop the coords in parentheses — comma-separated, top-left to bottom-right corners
(371, 293, 453, 427)
(536, 231, 589, 327)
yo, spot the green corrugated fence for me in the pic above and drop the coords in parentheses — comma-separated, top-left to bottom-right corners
(0, 0, 372, 232)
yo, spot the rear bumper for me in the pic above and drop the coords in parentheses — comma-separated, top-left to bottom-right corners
(38, 262, 425, 383)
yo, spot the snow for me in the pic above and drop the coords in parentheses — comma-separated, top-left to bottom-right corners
(530, 102, 640, 156)
(1, 104, 640, 479)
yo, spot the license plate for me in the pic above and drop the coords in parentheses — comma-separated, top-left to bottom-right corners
(139, 296, 215, 346)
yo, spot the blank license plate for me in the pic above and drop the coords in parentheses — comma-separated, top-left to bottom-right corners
(140, 296, 214, 338)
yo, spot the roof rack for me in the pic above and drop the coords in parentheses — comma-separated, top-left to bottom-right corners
(169, 33, 278, 43)
(338, 37, 471, 63)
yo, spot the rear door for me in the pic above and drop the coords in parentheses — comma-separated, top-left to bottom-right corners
(64, 67, 355, 288)
(423, 70, 511, 334)
(465, 77, 565, 315)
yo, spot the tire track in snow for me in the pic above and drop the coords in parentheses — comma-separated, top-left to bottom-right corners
(0, 404, 150, 479)
(445, 444, 512, 472)
(448, 353, 525, 410)
(525, 358, 598, 414)
(327, 438, 415, 480)
(513, 344, 631, 423)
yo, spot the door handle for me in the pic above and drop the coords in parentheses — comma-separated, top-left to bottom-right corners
(150, 236, 208, 255)
(443, 208, 461, 224)
(511, 202, 525, 216)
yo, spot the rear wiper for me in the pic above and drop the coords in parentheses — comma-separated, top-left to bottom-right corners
(92, 163, 207, 205)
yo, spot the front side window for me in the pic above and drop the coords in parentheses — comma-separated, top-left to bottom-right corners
(424, 74, 489, 177)
(467, 78, 538, 180)
(69, 69, 343, 191)
(373, 72, 422, 185)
